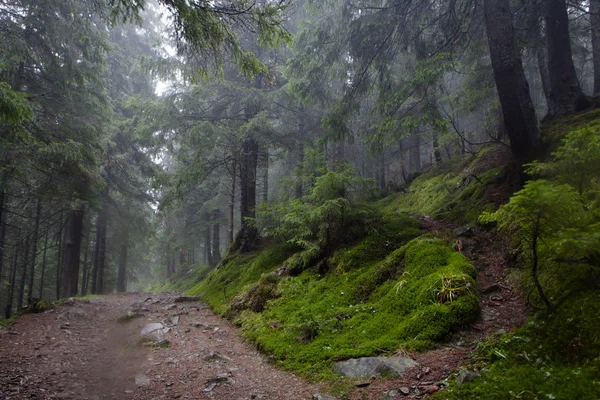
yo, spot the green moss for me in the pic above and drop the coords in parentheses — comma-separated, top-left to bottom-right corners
(436, 290, 600, 400)
(381, 145, 508, 224)
(231, 237, 478, 380)
(186, 242, 298, 316)
(541, 108, 600, 149)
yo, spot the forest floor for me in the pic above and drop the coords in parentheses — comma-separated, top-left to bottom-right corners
(0, 226, 528, 400)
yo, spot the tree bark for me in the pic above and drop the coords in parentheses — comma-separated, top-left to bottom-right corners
(205, 225, 214, 267)
(0, 189, 5, 283)
(545, 0, 591, 116)
(92, 188, 108, 295)
(27, 199, 41, 303)
(5, 230, 20, 319)
(17, 234, 30, 309)
(60, 207, 84, 299)
(228, 159, 236, 248)
(592, 0, 600, 94)
(38, 228, 48, 299)
(262, 151, 269, 203)
(116, 233, 128, 293)
(483, 0, 540, 164)
(232, 137, 259, 252)
(55, 213, 63, 301)
(80, 233, 91, 296)
(212, 222, 221, 265)
(408, 134, 421, 173)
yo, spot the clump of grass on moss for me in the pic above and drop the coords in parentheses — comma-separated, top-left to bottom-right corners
(436, 290, 600, 400)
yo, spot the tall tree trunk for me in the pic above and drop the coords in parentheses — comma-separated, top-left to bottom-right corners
(295, 142, 305, 198)
(408, 134, 421, 173)
(262, 151, 269, 203)
(166, 243, 172, 277)
(116, 233, 128, 293)
(591, 0, 600, 94)
(27, 199, 41, 303)
(483, 0, 540, 164)
(17, 234, 30, 309)
(0, 189, 5, 283)
(60, 207, 84, 299)
(212, 222, 221, 265)
(96, 218, 107, 295)
(5, 231, 20, 319)
(545, 0, 591, 116)
(432, 134, 442, 164)
(81, 233, 91, 296)
(205, 225, 214, 267)
(91, 218, 100, 293)
(377, 152, 386, 189)
(228, 159, 236, 248)
(537, 49, 551, 105)
(92, 189, 108, 295)
(39, 228, 48, 299)
(55, 213, 63, 301)
(233, 138, 259, 253)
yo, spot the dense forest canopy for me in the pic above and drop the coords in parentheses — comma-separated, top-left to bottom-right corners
(0, 0, 598, 316)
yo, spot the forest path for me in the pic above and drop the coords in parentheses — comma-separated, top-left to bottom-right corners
(0, 223, 529, 400)
(0, 293, 326, 400)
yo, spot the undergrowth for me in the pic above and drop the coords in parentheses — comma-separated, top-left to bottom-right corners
(436, 291, 600, 400)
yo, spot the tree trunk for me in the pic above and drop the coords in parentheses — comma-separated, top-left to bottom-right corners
(262, 151, 269, 203)
(592, 0, 600, 94)
(295, 142, 305, 198)
(81, 233, 91, 296)
(212, 222, 221, 265)
(408, 134, 421, 173)
(116, 234, 128, 293)
(60, 207, 84, 299)
(55, 213, 63, 301)
(5, 231, 20, 319)
(205, 225, 214, 267)
(483, 0, 540, 164)
(27, 199, 41, 303)
(92, 189, 108, 295)
(39, 228, 49, 299)
(166, 243, 172, 277)
(432, 133, 442, 164)
(228, 159, 236, 248)
(377, 152, 386, 189)
(17, 234, 30, 309)
(0, 189, 5, 283)
(232, 137, 259, 253)
(545, 0, 591, 117)
(91, 220, 100, 293)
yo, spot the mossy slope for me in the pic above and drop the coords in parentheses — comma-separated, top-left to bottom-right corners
(380, 144, 510, 224)
(190, 230, 479, 380)
(436, 290, 600, 400)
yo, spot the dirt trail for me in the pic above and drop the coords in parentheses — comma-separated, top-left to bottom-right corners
(0, 294, 325, 400)
(0, 225, 528, 400)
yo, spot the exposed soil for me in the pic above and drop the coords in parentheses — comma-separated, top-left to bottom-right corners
(0, 294, 325, 400)
(0, 225, 528, 400)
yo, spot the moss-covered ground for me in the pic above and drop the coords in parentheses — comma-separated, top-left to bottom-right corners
(186, 210, 479, 381)
(379, 144, 509, 224)
(436, 290, 600, 400)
